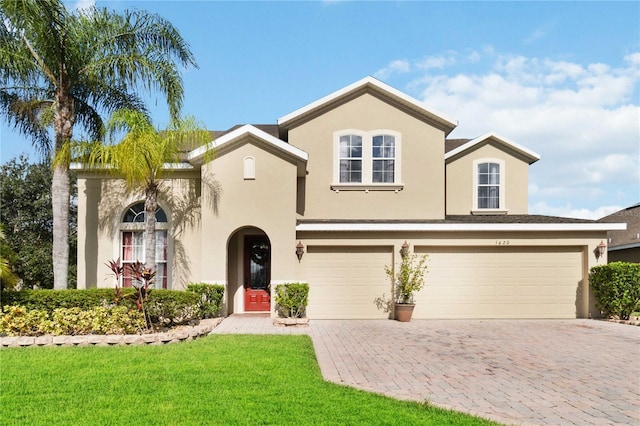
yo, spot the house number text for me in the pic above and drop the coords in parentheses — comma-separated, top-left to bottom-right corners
(495, 240, 510, 245)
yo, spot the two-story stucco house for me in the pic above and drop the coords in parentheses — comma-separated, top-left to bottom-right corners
(75, 77, 625, 319)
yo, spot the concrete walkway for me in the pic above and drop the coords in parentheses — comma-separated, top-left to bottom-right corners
(211, 315, 640, 426)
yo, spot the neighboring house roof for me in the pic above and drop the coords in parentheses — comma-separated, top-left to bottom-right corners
(445, 139, 471, 153)
(297, 215, 627, 232)
(598, 203, 640, 250)
(277, 76, 458, 136)
(444, 132, 540, 164)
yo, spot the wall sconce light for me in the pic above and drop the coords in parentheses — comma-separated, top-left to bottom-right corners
(400, 241, 410, 258)
(594, 240, 607, 261)
(296, 241, 305, 262)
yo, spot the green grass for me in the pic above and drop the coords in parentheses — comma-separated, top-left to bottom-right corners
(1, 335, 500, 425)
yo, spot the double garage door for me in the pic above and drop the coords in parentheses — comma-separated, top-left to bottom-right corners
(305, 245, 584, 319)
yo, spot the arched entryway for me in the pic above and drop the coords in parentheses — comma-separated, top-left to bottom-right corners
(227, 227, 271, 314)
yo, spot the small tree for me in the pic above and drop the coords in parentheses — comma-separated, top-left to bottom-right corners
(385, 252, 429, 304)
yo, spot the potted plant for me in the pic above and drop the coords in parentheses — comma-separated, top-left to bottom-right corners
(385, 248, 428, 322)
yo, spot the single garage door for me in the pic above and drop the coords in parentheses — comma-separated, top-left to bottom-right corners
(414, 246, 584, 319)
(306, 246, 392, 319)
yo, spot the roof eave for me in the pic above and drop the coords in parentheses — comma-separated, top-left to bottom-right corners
(296, 222, 626, 232)
(277, 76, 458, 135)
(444, 132, 541, 164)
(187, 124, 308, 173)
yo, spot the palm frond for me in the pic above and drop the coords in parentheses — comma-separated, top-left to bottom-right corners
(0, 89, 52, 153)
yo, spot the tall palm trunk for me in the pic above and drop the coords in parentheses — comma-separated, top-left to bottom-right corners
(52, 88, 73, 290)
(144, 183, 158, 274)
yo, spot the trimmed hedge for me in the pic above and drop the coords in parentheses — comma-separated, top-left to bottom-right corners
(589, 262, 640, 320)
(0, 285, 226, 335)
(1, 289, 130, 312)
(274, 283, 309, 318)
(186, 283, 225, 318)
(0, 305, 146, 336)
(145, 290, 201, 327)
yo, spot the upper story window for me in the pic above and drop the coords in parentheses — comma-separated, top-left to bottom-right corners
(339, 134, 363, 183)
(473, 159, 506, 213)
(333, 130, 402, 191)
(477, 162, 500, 208)
(121, 202, 169, 289)
(372, 135, 395, 183)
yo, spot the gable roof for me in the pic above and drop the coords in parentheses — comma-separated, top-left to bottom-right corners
(598, 203, 640, 250)
(187, 124, 308, 175)
(277, 76, 458, 136)
(444, 132, 540, 164)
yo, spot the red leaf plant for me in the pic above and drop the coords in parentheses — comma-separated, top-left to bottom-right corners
(105, 258, 124, 304)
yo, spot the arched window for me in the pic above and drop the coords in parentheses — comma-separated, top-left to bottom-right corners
(121, 202, 169, 289)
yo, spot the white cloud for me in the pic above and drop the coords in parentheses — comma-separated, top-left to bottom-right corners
(374, 59, 411, 79)
(377, 49, 640, 218)
(529, 202, 624, 220)
(71, 0, 95, 11)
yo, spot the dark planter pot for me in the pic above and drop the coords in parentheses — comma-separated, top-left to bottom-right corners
(395, 303, 415, 322)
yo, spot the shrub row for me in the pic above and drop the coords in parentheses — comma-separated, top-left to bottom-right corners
(590, 262, 640, 320)
(0, 305, 146, 336)
(0, 284, 225, 334)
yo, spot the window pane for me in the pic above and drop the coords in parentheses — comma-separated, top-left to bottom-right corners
(372, 135, 395, 158)
(340, 159, 362, 183)
(372, 159, 394, 183)
(156, 263, 167, 289)
(123, 202, 167, 223)
(156, 231, 167, 262)
(478, 163, 488, 174)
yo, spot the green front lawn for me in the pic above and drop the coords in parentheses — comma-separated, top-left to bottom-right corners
(1, 335, 500, 425)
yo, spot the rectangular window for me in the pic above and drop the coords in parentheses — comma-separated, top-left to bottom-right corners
(477, 162, 500, 209)
(372, 135, 395, 183)
(121, 230, 168, 289)
(339, 135, 363, 183)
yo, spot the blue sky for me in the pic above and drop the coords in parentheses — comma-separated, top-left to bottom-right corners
(1, 0, 638, 219)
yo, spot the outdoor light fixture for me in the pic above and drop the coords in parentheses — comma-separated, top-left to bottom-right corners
(296, 241, 305, 262)
(400, 241, 410, 258)
(594, 240, 607, 261)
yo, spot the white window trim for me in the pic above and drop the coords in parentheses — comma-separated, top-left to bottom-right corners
(115, 201, 172, 289)
(471, 158, 508, 215)
(332, 129, 403, 191)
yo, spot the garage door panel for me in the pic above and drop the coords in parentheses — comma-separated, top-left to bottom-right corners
(413, 246, 583, 319)
(306, 246, 392, 319)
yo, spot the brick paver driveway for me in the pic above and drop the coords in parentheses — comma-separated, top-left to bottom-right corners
(213, 317, 639, 425)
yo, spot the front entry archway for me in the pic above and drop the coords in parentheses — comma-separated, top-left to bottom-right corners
(243, 235, 271, 311)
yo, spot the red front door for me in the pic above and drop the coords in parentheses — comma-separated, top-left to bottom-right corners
(244, 235, 271, 311)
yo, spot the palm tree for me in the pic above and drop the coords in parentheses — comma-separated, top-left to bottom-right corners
(78, 109, 210, 274)
(0, 0, 196, 289)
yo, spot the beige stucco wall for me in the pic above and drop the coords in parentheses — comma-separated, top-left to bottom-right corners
(288, 93, 446, 220)
(199, 137, 300, 314)
(76, 172, 202, 290)
(446, 143, 530, 215)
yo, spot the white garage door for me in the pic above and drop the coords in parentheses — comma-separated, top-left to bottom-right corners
(306, 246, 392, 319)
(413, 246, 584, 319)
